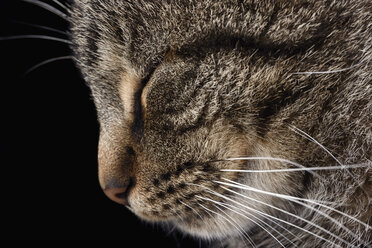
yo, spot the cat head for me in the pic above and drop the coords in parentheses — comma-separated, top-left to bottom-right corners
(70, 0, 371, 242)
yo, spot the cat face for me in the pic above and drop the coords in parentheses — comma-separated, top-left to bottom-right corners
(70, 0, 371, 245)
(93, 47, 302, 238)
(70, 1, 303, 238)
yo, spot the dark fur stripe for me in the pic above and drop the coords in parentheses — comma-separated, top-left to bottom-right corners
(255, 84, 314, 137)
(85, 21, 100, 67)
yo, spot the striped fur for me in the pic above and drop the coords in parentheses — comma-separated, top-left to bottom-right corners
(70, 1, 371, 247)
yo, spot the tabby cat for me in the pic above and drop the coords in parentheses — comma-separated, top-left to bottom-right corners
(69, 0, 372, 247)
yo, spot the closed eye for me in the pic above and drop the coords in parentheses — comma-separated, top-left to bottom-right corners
(132, 67, 157, 140)
(140, 67, 157, 112)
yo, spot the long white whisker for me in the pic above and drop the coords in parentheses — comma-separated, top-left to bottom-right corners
(187, 185, 253, 246)
(215, 156, 323, 180)
(217, 180, 371, 247)
(219, 178, 371, 230)
(51, 0, 69, 11)
(221, 157, 308, 167)
(197, 201, 255, 248)
(172, 210, 187, 228)
(0, 35, 72, 45)
(221, 202, 297, 247)
(200, 185, 302, 245)
(289, 125, 370, 199)
(289, 125, 342, 165)
(248, 188, 364, 245)
(221, 163, 369, 173)
(190, 183, 342, 248)
(25, 55, 74, 75)
(218, 185, 349, 247)
(216, 200, 300, 246)
(213, 204, 256, 248)
(195, 183, 299, 244)
(290, 59, 368, 75)
(179, 200, 204, 221)
(197, 195, 286, 248)
(217, 179, 332, 205)
(21, 0, 69, 21)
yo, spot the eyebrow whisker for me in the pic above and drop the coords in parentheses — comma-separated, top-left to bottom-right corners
(51, 0, 70, 11)
(25, 55, 74, 75)
(21, 0, 69, 21)
(0, 35, 72, 45)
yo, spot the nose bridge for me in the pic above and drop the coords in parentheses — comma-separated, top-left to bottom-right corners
(98, 129, 134, 190)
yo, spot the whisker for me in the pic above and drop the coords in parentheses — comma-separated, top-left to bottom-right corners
(175, 212, 186, 225)
(213, 156, 323, 180)
(213, 204, 256, 248)
(51, 0, 69, 11)
(220, 163, 369, 173)
(197, 201, 255, 248)
(194, 183, 299, 243)
(217, 179, 371, 235)
(12, 20, 68, 36)
(0, 35, 72, 44)
(21, 0, 69, 21)
(289, 125, 342, 165)
(249, 211, 300, 245)
(231, 182, 366, 245)
(217, 185, 349, 247)
(216, 200, 300, 246)
(165, 223, 177, 237)
(197, 195, 287, 248)
(25, 55, 73, 75)
(290, 59, 369, 75)
(221, 203, 295, 248)
(289, 125, 370, 198)
(219, 178, 371, 229)
(191, 183, 343, 248)
(179, 200, 204, 221)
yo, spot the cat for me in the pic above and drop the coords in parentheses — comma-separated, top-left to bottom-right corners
(70, 0, 372, 247)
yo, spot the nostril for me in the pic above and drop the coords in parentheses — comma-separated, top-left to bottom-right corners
(104, 187, 129, 206)
(115, 191, 128, 201)
(104, 178, 135, 206)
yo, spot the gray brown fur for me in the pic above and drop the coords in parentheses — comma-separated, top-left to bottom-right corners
(69, 0, 372, 247)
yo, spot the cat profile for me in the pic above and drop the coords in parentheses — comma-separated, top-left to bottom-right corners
(67, 0, 372, 247)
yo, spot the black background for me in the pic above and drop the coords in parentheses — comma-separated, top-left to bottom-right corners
(1, 0, 204, 247)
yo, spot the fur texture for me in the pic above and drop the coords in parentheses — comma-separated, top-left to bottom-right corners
(70, 0, 371, 247)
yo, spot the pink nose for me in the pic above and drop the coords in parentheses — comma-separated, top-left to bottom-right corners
(103, 178, 135, 206)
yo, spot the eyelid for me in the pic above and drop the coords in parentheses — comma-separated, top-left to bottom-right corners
(140, 67, 157, 113)
(141, 83, 150, 111)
